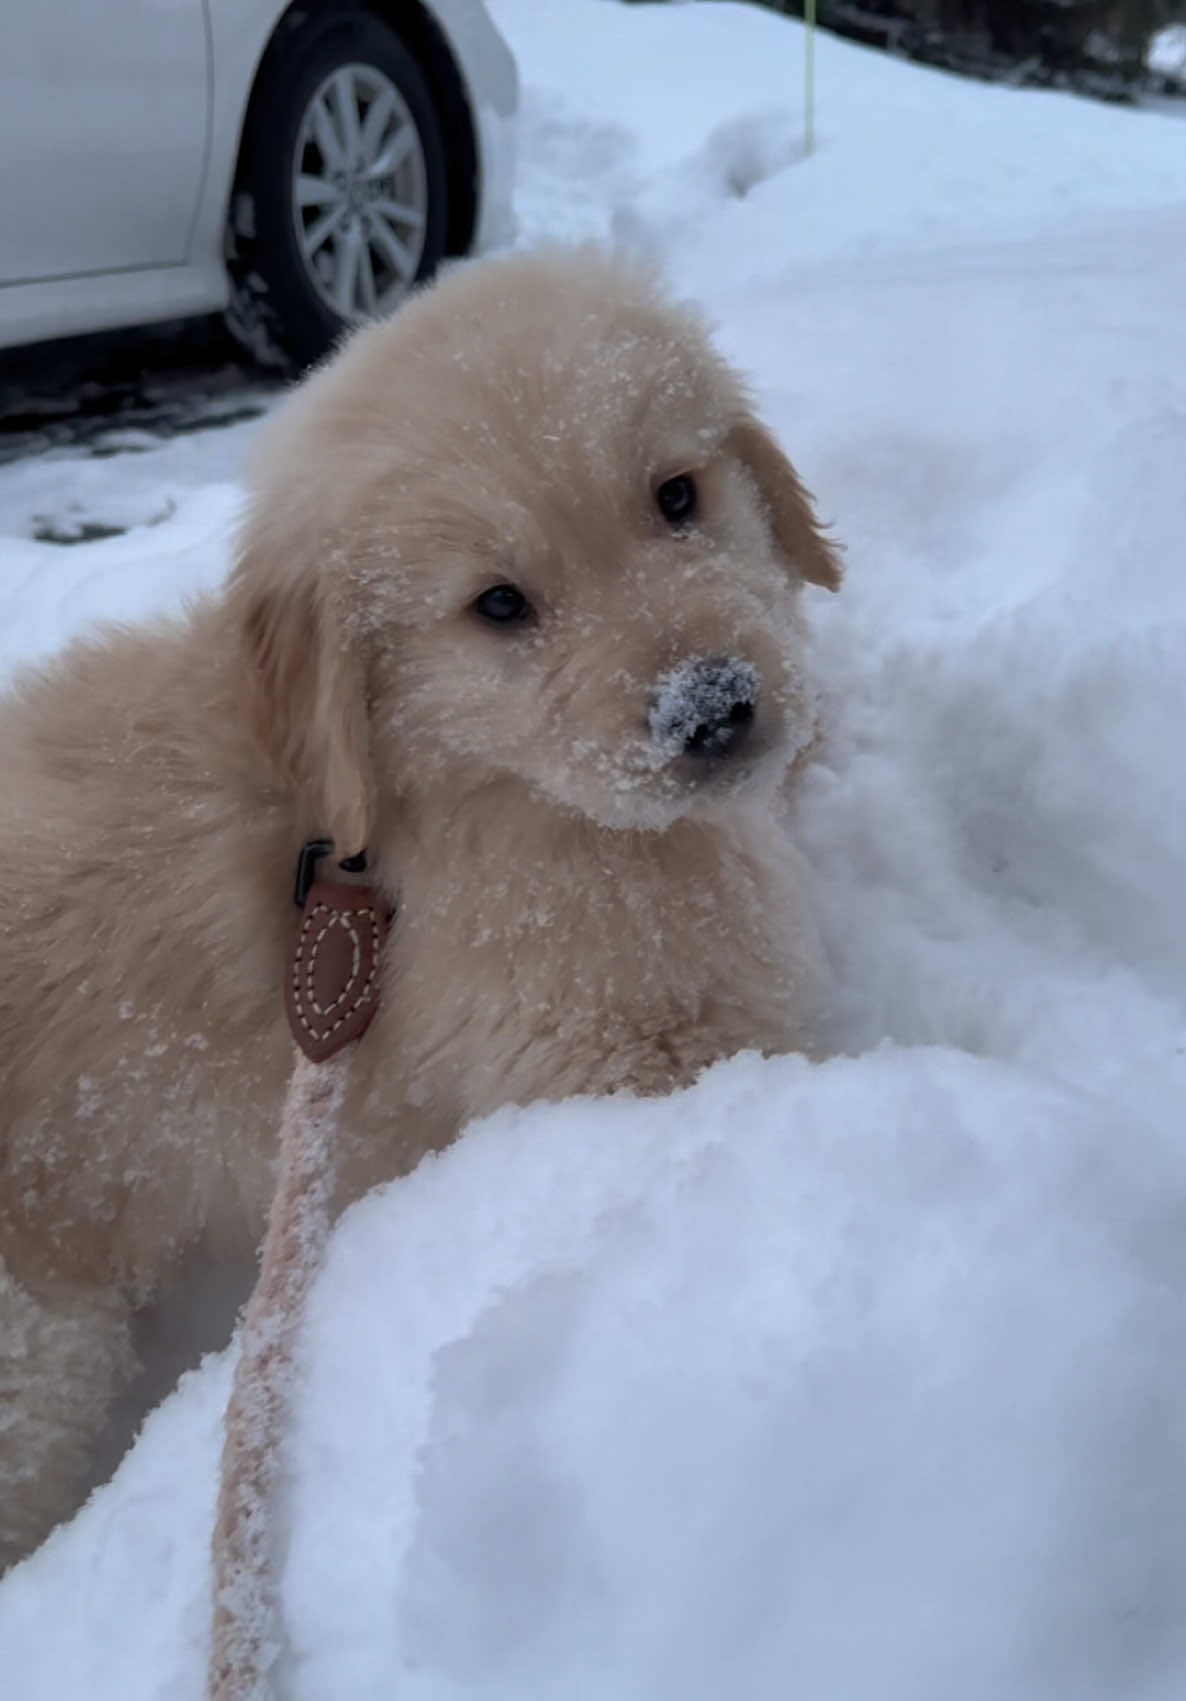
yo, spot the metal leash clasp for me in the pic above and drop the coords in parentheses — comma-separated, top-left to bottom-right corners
(293, 838, 368, 909)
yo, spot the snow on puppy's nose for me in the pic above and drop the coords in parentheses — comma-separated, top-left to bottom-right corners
(650, 657, 760, 759)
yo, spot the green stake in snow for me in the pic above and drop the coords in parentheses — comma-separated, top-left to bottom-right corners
(804, 0, 817, 156)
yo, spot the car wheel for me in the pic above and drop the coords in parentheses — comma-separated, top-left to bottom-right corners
(228, 10, 448, 370)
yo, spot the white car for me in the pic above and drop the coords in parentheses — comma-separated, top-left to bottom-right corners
(0, 0, 517, 367)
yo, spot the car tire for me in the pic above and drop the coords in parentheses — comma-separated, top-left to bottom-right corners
(227, 9, 449, 371)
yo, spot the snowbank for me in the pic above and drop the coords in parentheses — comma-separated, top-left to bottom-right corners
(5, 1048, 1186, 1700)
(496, 0, 1186, 288)
(3, 1, 1186, 1695)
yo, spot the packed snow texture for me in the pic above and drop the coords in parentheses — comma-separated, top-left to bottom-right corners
(3, 2, 1186, 1696)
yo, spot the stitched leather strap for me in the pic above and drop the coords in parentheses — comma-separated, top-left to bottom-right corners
(285, 881, 389, 1062)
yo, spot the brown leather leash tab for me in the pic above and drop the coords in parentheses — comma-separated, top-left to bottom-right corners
(286, 881, 389, 1063)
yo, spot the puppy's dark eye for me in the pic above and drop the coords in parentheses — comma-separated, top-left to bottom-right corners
(473, 583, 532, 626)
(655, 473, 697, 526)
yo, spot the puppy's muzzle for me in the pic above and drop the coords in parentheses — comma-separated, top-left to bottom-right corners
(650, 656, 760, 760)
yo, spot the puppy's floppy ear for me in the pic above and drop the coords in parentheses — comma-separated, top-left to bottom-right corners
(728, 416, 843, 591)
(233, 551, 372, 860)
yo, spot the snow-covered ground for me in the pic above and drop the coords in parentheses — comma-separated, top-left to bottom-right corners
(3, 3, 1186, 1696)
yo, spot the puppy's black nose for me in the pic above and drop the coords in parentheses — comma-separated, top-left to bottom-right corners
(650, 656, 760, 760)
(683, 695, 755, 756)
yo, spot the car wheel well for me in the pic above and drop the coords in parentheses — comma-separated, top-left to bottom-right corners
(231, 0, 477, 259)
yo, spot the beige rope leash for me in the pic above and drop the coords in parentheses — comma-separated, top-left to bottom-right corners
(208, 847, 389, 1701)
(208, 1050, 346, 1701)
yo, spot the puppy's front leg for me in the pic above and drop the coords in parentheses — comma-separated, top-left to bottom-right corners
(0, 1263, 136, 1571)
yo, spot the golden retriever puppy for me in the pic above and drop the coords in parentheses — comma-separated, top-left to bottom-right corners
(0, 246, 840, 1566)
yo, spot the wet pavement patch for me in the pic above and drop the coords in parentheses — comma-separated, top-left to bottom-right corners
(0, 316, 280, 467)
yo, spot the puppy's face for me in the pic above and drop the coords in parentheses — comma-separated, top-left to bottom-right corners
(234, 251, 841, 845)
(367, 402, 828, 833)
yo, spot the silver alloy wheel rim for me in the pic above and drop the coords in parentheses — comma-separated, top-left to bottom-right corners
(292, 64, 429, 322)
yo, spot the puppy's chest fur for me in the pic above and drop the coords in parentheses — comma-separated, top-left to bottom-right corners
(339, 794, 809, 1194)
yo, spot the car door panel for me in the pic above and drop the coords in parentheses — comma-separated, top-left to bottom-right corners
(0, 1, 209, 285)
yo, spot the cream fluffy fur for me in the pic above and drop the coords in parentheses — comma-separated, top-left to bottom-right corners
(0, 247, 841, 1567)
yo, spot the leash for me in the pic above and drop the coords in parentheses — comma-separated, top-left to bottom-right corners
(208, 844, 389, 1701)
